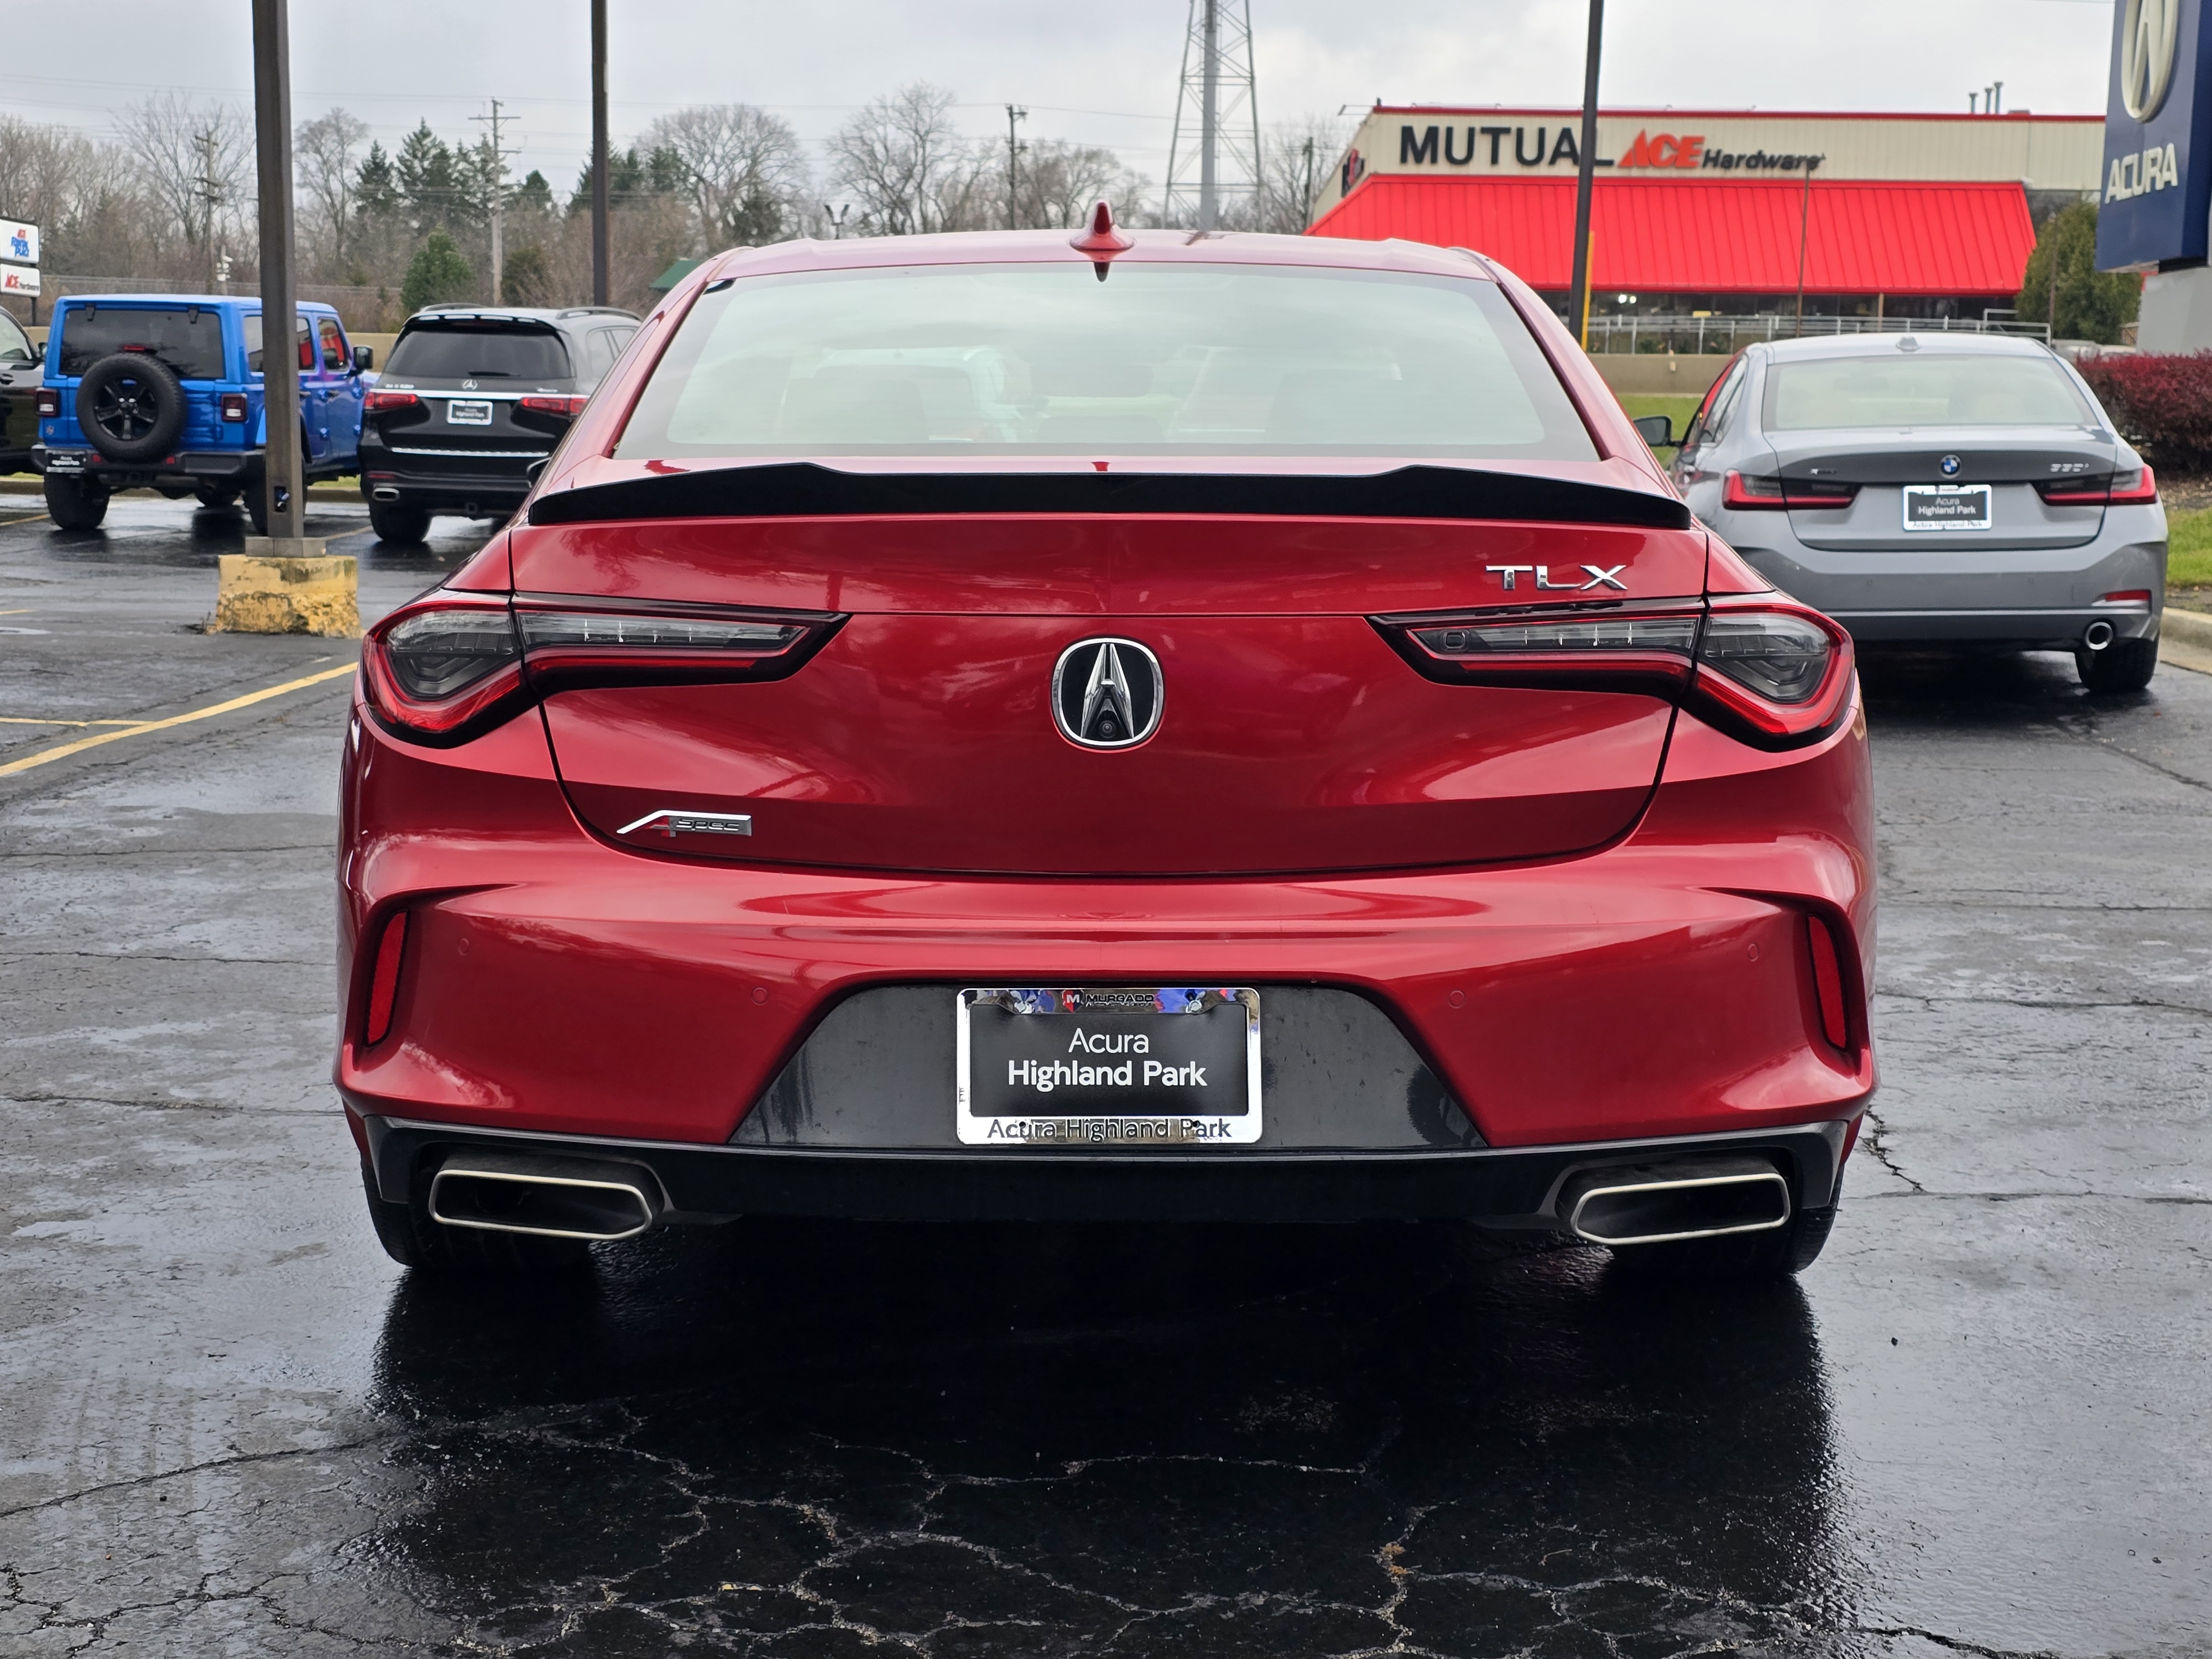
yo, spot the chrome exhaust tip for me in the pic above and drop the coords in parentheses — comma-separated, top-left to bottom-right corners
(370, 486, 401, 503)
(1559, 1156, 1791, 1247)
(2083, 619, 2116, 651)
(427, 1150, 660, 1241)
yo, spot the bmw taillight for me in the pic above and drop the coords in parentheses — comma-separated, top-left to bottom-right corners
(35, 387, 60, 418)
(358, 591, 844, 746)
(1723, 471, 1857, 511)
(1375, 595, 1855, 751)
(2039, 465, 2157, 506)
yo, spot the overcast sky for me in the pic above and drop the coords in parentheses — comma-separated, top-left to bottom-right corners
(5, 0, 2117, 199)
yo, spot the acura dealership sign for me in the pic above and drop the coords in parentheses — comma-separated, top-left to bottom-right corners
(2098, 0, 2212, 268)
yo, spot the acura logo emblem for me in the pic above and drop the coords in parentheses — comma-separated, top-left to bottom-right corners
(1052, 637, 1163, 749)
(2121, 0, 2179, 122)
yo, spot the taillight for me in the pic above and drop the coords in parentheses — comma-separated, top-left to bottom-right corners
(518, 394, 589, 418)
(2039, 465, 2158, 506)
(1806, 914, 1849, 1050)
(36, 388, 61, 418)
(1687, 600, 1855, 748)
(364, 389, 421, 414)
(363, 910, 408, 1046)
(359, 592, 846, 746)
(1723, 471, 1856, 511)
(220, 392, 249, 422)
(1378, 602, 1702, 697)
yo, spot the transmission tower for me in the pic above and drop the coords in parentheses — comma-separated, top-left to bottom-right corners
(1164, 0, 1260, 230)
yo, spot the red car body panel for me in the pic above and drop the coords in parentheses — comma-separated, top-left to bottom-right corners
(338, 226, 1875, 1219)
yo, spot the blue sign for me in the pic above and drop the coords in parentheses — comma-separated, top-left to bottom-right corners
(2098, 0, 2212, 270)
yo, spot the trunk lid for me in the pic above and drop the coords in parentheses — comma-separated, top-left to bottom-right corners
(512, 488, 1709, 877)
(1766, 428, 2116, 551)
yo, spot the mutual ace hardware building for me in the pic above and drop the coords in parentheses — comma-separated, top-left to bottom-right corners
(1310, 107, 2105, 320)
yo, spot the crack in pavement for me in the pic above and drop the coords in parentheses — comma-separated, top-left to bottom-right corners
(0, 1436, 393, 1522)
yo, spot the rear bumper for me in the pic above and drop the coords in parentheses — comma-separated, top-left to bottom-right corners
(360, 1114, 1853, 1225)
(359, 434, 541, 514)
(335, 693, 1879, 1213)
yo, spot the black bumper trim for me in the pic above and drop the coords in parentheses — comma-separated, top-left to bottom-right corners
(360, 1114, 1851, 1225)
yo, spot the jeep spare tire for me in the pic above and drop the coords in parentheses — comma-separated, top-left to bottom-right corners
(76, 352, 187, 464)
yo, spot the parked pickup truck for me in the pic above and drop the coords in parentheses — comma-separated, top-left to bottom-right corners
(34, 294, 370, 531)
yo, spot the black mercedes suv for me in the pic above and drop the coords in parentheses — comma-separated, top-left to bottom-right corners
(359, 305, 638, 544)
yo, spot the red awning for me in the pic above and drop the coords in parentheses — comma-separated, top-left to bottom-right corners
(1307, 175, 2037, 296)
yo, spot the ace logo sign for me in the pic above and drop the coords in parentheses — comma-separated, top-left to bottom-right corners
(3, 222, 36, 265)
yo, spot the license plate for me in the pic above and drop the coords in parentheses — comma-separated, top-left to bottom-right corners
(44, 451, 84, 472)
(446, 399, 493, 426)
(956, 987, 1261, 1146)
(1902, 483, 1992, 531)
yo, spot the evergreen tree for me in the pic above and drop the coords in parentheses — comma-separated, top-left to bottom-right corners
(2017, 201, 2142, 346)
(395, 121, 458, 232)
(401, 228, 474, 311)
(354, 140, 397, 221)
(512, 169, 555, 216)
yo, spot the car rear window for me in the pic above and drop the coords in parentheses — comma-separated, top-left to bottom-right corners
(56, 305, 227, 380)
(614, 264, 1597, 461)
(385, 324, 571, 381)
(1766, 353, 2092, 430)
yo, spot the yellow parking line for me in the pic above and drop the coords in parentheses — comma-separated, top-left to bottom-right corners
(0, 608, 32, 616)
(0, 662, 358, 778)
(0, 513, 48, 528)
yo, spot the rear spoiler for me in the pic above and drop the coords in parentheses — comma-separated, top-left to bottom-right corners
(527, 462, 1693, 530)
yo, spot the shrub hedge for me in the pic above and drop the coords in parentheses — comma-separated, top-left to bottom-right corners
(2074, 352, 2212, 471)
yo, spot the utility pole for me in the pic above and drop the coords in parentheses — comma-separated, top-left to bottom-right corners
(472, 98, 518, 304)
(250, 0, 304, 546)
(1005, 104, 1027, 229)
(591, 0, 609, 306)
(1567, 0, 1604, 346)
(1199, 0, 1220, 230)
(195, 128, 225, 291)
(1298, 135, 1314, 229)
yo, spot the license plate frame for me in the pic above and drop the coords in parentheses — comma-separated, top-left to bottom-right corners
(446, 399, 494, 426)
(1901, 483, 1993, 532)
(956, 987, 1262, 1146)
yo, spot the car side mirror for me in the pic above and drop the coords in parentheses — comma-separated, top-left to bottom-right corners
(352, 345, 374, 372)
(525, 458, 549, 486)
(1631, 414, 1676, 450)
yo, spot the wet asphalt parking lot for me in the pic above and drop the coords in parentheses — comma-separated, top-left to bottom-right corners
(0, 493, 2206, 1658)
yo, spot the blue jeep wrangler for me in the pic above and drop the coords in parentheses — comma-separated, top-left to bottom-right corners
(34, 294, 369, 532)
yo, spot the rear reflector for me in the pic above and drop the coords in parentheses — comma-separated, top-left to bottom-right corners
(358, 590, 845, 746)
(1806, 915, 1849, 1050)
(364, 911, 408, 1045)
(2096, 589, 2153, 609)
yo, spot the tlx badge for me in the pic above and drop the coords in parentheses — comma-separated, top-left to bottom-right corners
(1484, 564, 1628, 592)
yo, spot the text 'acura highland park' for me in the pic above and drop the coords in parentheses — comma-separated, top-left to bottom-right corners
(337, 205, 1876, 1281)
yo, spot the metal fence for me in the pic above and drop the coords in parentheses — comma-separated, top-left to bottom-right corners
(1581, 312, 2052, 355)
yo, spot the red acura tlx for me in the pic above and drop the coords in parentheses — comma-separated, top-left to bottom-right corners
(338, 211, 1875, 1279)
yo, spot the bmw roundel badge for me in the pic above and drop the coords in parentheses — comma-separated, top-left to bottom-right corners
(1052, 637, 1164, 749)
(1939, 453, 1963, 477)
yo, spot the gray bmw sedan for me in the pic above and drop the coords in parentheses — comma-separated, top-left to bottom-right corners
(1665, 333, 2166, 692)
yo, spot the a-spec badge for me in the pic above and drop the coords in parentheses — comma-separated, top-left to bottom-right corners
(617, 809, 753, 838)
(1052, 638, 1164, 750)
(1939, 453, 1963, 477)
(1484, 564, 1628, 592)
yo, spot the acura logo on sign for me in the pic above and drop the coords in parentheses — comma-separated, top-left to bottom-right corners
(1052, 638, 1163, 749)
(2121, 0, 2179, 122)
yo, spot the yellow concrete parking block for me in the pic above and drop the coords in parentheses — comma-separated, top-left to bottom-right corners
(0, 663, 358, 778)
(209, 545, 361, 637)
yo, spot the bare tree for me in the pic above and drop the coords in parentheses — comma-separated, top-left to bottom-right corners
(116, 93, 252, 265)
(827, 83, 976, 237)
(1019, 139, 1150, 231)
(1251, 115, 1353, 234)
(642, 104, 810, 248)
(296, 107, 371, 277)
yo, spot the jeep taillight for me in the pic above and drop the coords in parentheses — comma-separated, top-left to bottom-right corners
(1375, 595, 1855, 751)
(35, 388, 60, 418)
(359, 591, 846, 747)
(220, 393, 248, 422)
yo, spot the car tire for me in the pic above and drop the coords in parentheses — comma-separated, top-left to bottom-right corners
(75, 352, 187, 464)
(369, 500, 432, 545)
(195, 484, 240, 509)
(245, 489, 268, 536)
(43, 471, 111, 531)
(359, 1159, 593, 1275)
(2075, 637, 2158, 693)
(1605, 1197, 1839, 1281)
